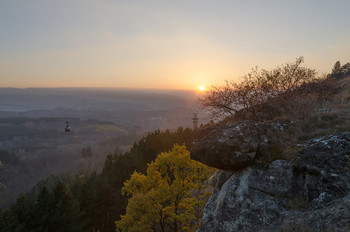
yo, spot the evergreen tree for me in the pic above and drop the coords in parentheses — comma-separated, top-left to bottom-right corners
(32, 187, 55, 232)
(332, 61, 341, 73)
(329, 61, 350, 79)
(4, 127, 196, 232)
(73, 127, 195, 232)
(50, 181, 83, 232)
(0, 194, 33, 232)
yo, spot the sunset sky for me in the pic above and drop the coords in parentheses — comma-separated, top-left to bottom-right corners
(1, 0, 350, 90)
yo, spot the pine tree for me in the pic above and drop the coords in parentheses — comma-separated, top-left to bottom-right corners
(332, 61, 341, 74)
(0, 194, 33, 232)
(33, 187, 55, 231)
(50, 181, 83, 232)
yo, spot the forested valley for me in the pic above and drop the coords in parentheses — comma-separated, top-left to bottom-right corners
(0, 88, 210, 232)
(0, 127, 214, 232)
(0, 117, 139, 209)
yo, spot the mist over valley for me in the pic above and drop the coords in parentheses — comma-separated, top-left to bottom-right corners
(0, 88, 204, 208)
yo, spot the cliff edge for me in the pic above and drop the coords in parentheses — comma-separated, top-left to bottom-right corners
(191, 122, 350, 232)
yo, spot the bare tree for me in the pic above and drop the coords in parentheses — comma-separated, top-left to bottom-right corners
(200, 57, 326, 121)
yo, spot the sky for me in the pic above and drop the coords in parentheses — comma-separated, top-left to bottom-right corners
(1, 0, 350, 90)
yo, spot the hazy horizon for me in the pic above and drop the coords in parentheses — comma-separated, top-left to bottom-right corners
(0, 87, 202, 113)
(0, 86, 198, 92)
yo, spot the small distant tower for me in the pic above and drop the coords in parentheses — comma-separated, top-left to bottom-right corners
(192, 113, 199, 130)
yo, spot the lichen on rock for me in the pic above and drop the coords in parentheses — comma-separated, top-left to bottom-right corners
(193, 121, 350, 231)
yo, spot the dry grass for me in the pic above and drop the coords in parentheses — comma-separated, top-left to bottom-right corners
(259, 76, 350, 162)
(298, 111, 349, 141)
(293, 76, 350, 141)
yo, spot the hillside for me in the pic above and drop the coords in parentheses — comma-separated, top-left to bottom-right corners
(190, 76, 350, 232)
(1, 72, 349, 231)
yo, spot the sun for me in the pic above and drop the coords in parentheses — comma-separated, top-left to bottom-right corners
(199, 85, 205, 91)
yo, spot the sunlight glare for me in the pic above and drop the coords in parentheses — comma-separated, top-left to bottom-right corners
(199, 85, 205, 91)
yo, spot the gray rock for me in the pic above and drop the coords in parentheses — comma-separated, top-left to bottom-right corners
(199, 132, 350, 232)
(190, 121, 285, 170)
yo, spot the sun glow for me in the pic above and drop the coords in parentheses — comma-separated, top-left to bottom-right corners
(199, 85, 206, 91)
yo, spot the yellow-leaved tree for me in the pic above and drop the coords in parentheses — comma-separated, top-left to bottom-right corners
(115, 144, 214, 232)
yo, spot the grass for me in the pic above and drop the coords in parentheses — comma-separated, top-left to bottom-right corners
(288, 76, 350, 142)
(260, 76, 350, 163)
(297, 102, 350, 141)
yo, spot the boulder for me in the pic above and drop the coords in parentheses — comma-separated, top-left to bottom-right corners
(190, 121, 285, 170)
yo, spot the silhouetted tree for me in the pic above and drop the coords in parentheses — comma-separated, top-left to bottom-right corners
(329, 61, 350, 79)
(200, 57, 326, 121)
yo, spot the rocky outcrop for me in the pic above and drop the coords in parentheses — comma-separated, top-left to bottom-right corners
(195, 129, 350, 232)
(190, 121, 286, 170)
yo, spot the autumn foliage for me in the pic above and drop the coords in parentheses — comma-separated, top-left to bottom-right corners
(116, 145, 214, 232)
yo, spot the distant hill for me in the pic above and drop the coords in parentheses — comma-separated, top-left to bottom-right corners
(0, 88, 197, 112)
(0, 88, 205, 133)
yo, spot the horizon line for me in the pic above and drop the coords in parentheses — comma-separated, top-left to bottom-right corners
(0, 86, 197, 92)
